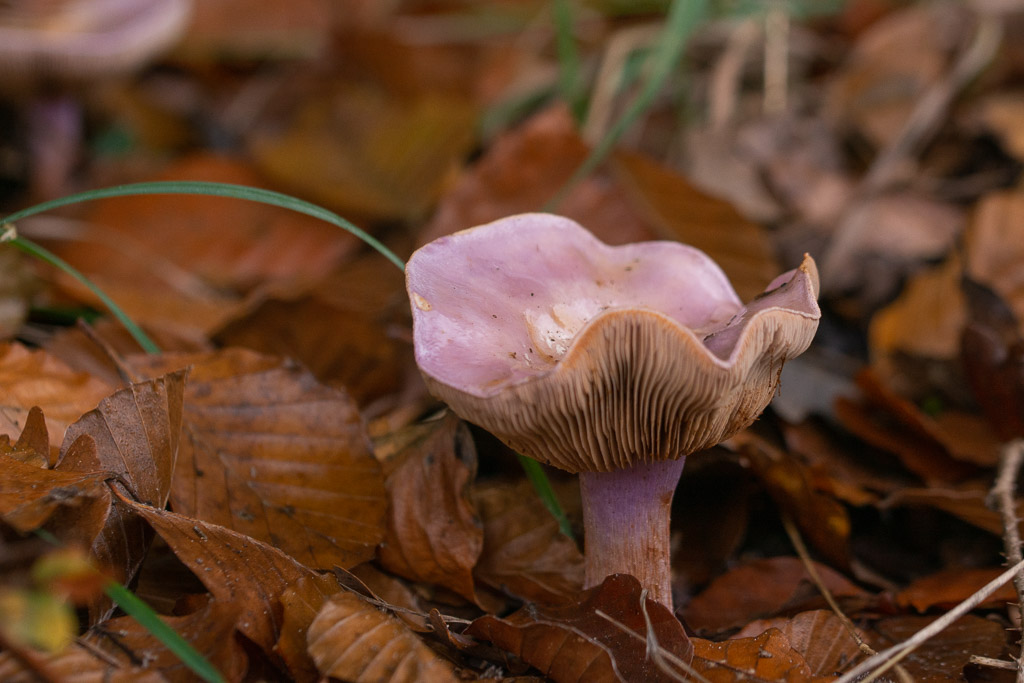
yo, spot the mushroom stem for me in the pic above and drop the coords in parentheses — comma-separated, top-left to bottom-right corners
(578, 457, 686, 608)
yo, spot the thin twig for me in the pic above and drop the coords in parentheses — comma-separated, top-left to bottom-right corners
(780, 513, 914, 683)
(989, 438, 1024, 683)
(970, 655, 1019, 671)
(859, 14, 1002, 194)
(707, 19, 760, 131)
(593, 607, 712, 683)
(834, 556, 1024, 683)
(763, 0, 789, 116)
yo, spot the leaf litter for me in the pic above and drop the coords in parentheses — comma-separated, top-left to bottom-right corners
(3, 0, 1024, 681)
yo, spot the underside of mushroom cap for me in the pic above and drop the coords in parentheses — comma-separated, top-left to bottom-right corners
(407, 213, 821, 473)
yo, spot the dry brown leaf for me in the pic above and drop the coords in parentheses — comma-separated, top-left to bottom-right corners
(897, 566, 1019, 612)
(173, 0, 331, 61)
(965, 190, 1024, 332)
(214, 250, 414, 408)
(467, 574, 692, 683)
(0, 643, 167, 683)
(121, 498, 342, 667)
(732, 610, 864, 677)
(47, 154, 358, 342)
(881, 484, 1020, 537)
(250, 85, 476, 221)
(55, 371, 185, 621)
(823, 2, 973, 148)
(277, 575, 344, 683)
(128, 348, 387, 570)
(84, 599, 248, 682)
(419, 104, 656, 247)
(85, 154, 358, 292)
(610, 149, 780, 302)
(0, 342, 113, 451)
(692, 628, 822, 683)
(728, 433, 852, 568)
(473, 479, 584, 606)
(976, 92, 1024, 161)
(821, 192, 963, 302)
(834, 371, 982, 482)
(870, 255, 966, 363)
(307, 590, 458, 683)
(0, 405, 51, 467)
(376, 414, 483, 603)
(868, 614, 1008, 682)
(683, 557, 867, 636)
(782, 420, 904, 507)
(0, 451, 110, 542)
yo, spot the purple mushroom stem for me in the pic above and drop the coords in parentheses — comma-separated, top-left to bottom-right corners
(579, 458, 686, 607)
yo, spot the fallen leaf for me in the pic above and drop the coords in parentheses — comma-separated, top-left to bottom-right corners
(880, 484, 1019, 537)
(834, 370, 982, 482)
(57, 371, 185, 621)
(47, 154, 359, 342)
(307, 590, 458, 683)
(976, 92, 1024, 161)
(691, 628, 822, 683)
(611, 149, 780, 302)
(214, 250, 414, 408)
(965, 190, 1024, 331)
(0, 643, 166, 682)
(1, 406, 51, 467)
(120, 498, 342, 669)
(867, 614, 1008, 682)
(251, 85, 476, 221)
(419, 104, 656, 247)
(869, 254, 966, 363)
(683, 557, 868, 635)
(732, 610, 864, 677)
(377, 414, 483, 603)
(960, 279, 1024, 440)
(0, 342, 113, 451)
(128, 348, 388, 569)
(782, 420, 904, 506)
(728, 433, 852, 569)
(85, 154, 359, 292)
(277, 575, 343, 682)
(173, 0, 331, 61)
(821, 192, 963, 303)
(473, 479, 584, 605)
(84, 599, 248, 682)
(897, 566, 1019, 612)
(0, 450, 110, 543)
(466, 574, 693, 683)
(823, 2, 972, 148)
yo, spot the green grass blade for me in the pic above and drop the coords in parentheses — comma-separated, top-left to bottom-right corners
(517, 454, 575, 541)
(553, 0, 586, 123)
(104, 581, 225, 683)
(543, 0, 708, 211)
(8, 235, 160, 354)
(1, 181, 406, 272)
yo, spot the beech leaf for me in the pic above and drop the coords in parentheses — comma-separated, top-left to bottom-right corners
(306, 590, 459, 683)
(466, 574, 692, 683)
(128, 348, 388, 569)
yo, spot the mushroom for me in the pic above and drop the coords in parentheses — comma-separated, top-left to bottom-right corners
(0, 0, 192, 199)
(405, 213, 821, 607)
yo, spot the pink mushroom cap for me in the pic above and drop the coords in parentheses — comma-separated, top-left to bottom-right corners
(407, 213, 820, 473)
